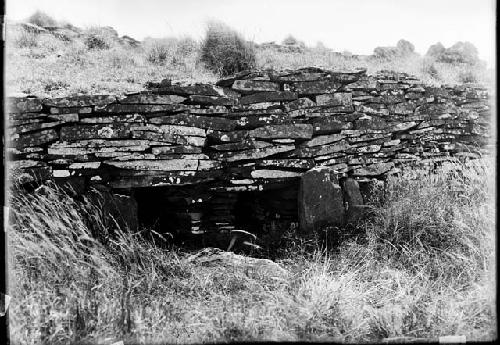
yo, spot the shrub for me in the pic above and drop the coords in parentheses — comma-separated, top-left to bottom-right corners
(200, 21, 256, 76)
(373, 46, 399, 59)
(25, 10, 58, 27)
(426, 42, 446, 59)
(458, 68, 479, 83)
(143, 37, 177, 64)
(83, 27, 116, 50)
(282, 35, 299, 45)
(438, 41, 479, 65)
(14, 28, 39, 48)
(85, 34, 110, 50)
(396, 39, 415, 55)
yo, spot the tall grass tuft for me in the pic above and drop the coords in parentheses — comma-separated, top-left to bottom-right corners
(200, 21, 256, 77)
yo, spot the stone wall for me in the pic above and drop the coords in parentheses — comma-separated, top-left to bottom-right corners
(7, 67, 492, 240)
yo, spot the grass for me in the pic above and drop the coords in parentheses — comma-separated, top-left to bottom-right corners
(5, 23, 495, 97)
(8, 157, 496, 344)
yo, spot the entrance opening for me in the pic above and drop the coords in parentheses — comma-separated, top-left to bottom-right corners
(133, 181, 300, 249)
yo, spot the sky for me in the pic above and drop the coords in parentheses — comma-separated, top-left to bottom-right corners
(6, 0, 496, 67)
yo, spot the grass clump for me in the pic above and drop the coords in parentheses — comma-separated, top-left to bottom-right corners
(200, 21, 256, 77)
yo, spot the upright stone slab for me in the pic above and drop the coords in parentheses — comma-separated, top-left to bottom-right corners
(342, 178, 366, 224)
(298, 166, 345, 232)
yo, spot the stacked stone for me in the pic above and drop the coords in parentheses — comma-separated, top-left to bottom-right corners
(7, 67, 491, 235)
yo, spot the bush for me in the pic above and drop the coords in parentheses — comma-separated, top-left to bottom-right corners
(373, 46, 399, 59)
(458, 69, 479, 83)
(200, 21, 256, 76)
(83, 27, 116, 50)
(426, 42, 446, 59)
(25, 10, 58, 27)
(144, 37, 177, 64)
(14, 28, 39, 48)
(438, 41, 479, 65)
(396, 39, 415, 55)
(374, 39, 416, 60)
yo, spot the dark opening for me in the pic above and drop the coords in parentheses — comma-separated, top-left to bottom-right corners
(133, 181, 300, 249)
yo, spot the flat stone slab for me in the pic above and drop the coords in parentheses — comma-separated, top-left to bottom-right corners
(60, 124, 131, 141)
(120, 94, 186, 104)
(104, 159, 200, 171)
(8, 98, 43, 113)
(240, 91, 297, 104)
(148, 113, 236, 131)
(249, 124, 313, 139)
(232, 80, 280, 93)
(101, 104, 188, 114)
(43, 95, 117, 107)
(12, 129, 59, 149)
(291, 80, 343, 95)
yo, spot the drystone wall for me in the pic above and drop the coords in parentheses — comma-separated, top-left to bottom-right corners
(7, 67, 492, 242)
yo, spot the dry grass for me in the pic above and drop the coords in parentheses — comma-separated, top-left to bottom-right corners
(5, 24, 494, 98)
(8, 158, 496, 344)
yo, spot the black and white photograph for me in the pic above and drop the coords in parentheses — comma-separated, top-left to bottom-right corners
(2, 0, 496, 343)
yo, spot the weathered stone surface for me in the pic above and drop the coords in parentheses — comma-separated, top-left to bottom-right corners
(298, 166, 345, 232)
(185, 248, 288, 280)
(274, 68, 327, 82)
(316, 93, 352, 107)
(210, 139, 270, 151)
(188, 106, 229, 115)
(250, 170, 301, 179)
(49, 106, 92, 114)
(391, 121, 417, 132)
(188, 95, 237, 106)
(256, 159, 315, 170)
(12, 129, 59, 149)
(44, 95, 117, 107)
(47, 113, 79, 123)
(107, 171, 217, 188)
(240, 91, 297, 105)
(249, 124, 313, 139)
(284, 97, 316, 112)
(354, 115, 389, 130)
(206, 129, 250, 143)
(148, 113, 236, 131)
(387, 102, 415, 115)
(352, 162, 395, 176)
(151, 145, 202, 155)
(13, 121, 63, 134)
(60, 124, 130, 141)
(153, 84, 220, 96)
(102, 104, 188, 114)
(8, 97, 43, 113)
(302, 133, 345, 147)
(311, 117, 353, 134)
(232, 80, 280, 93)
(232, 102, 282, 111)
(104, 159, 200, 171)
(291, 80, 342, 95)
(296, 140, 350, 158)
(80, 114, 146, 124)
(215, 145, 295, 162)
(120, 94, 186, 104)
(231, 112, 291, 129)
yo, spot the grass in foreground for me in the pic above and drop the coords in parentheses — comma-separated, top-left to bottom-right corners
(8, 158, 496, 344)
